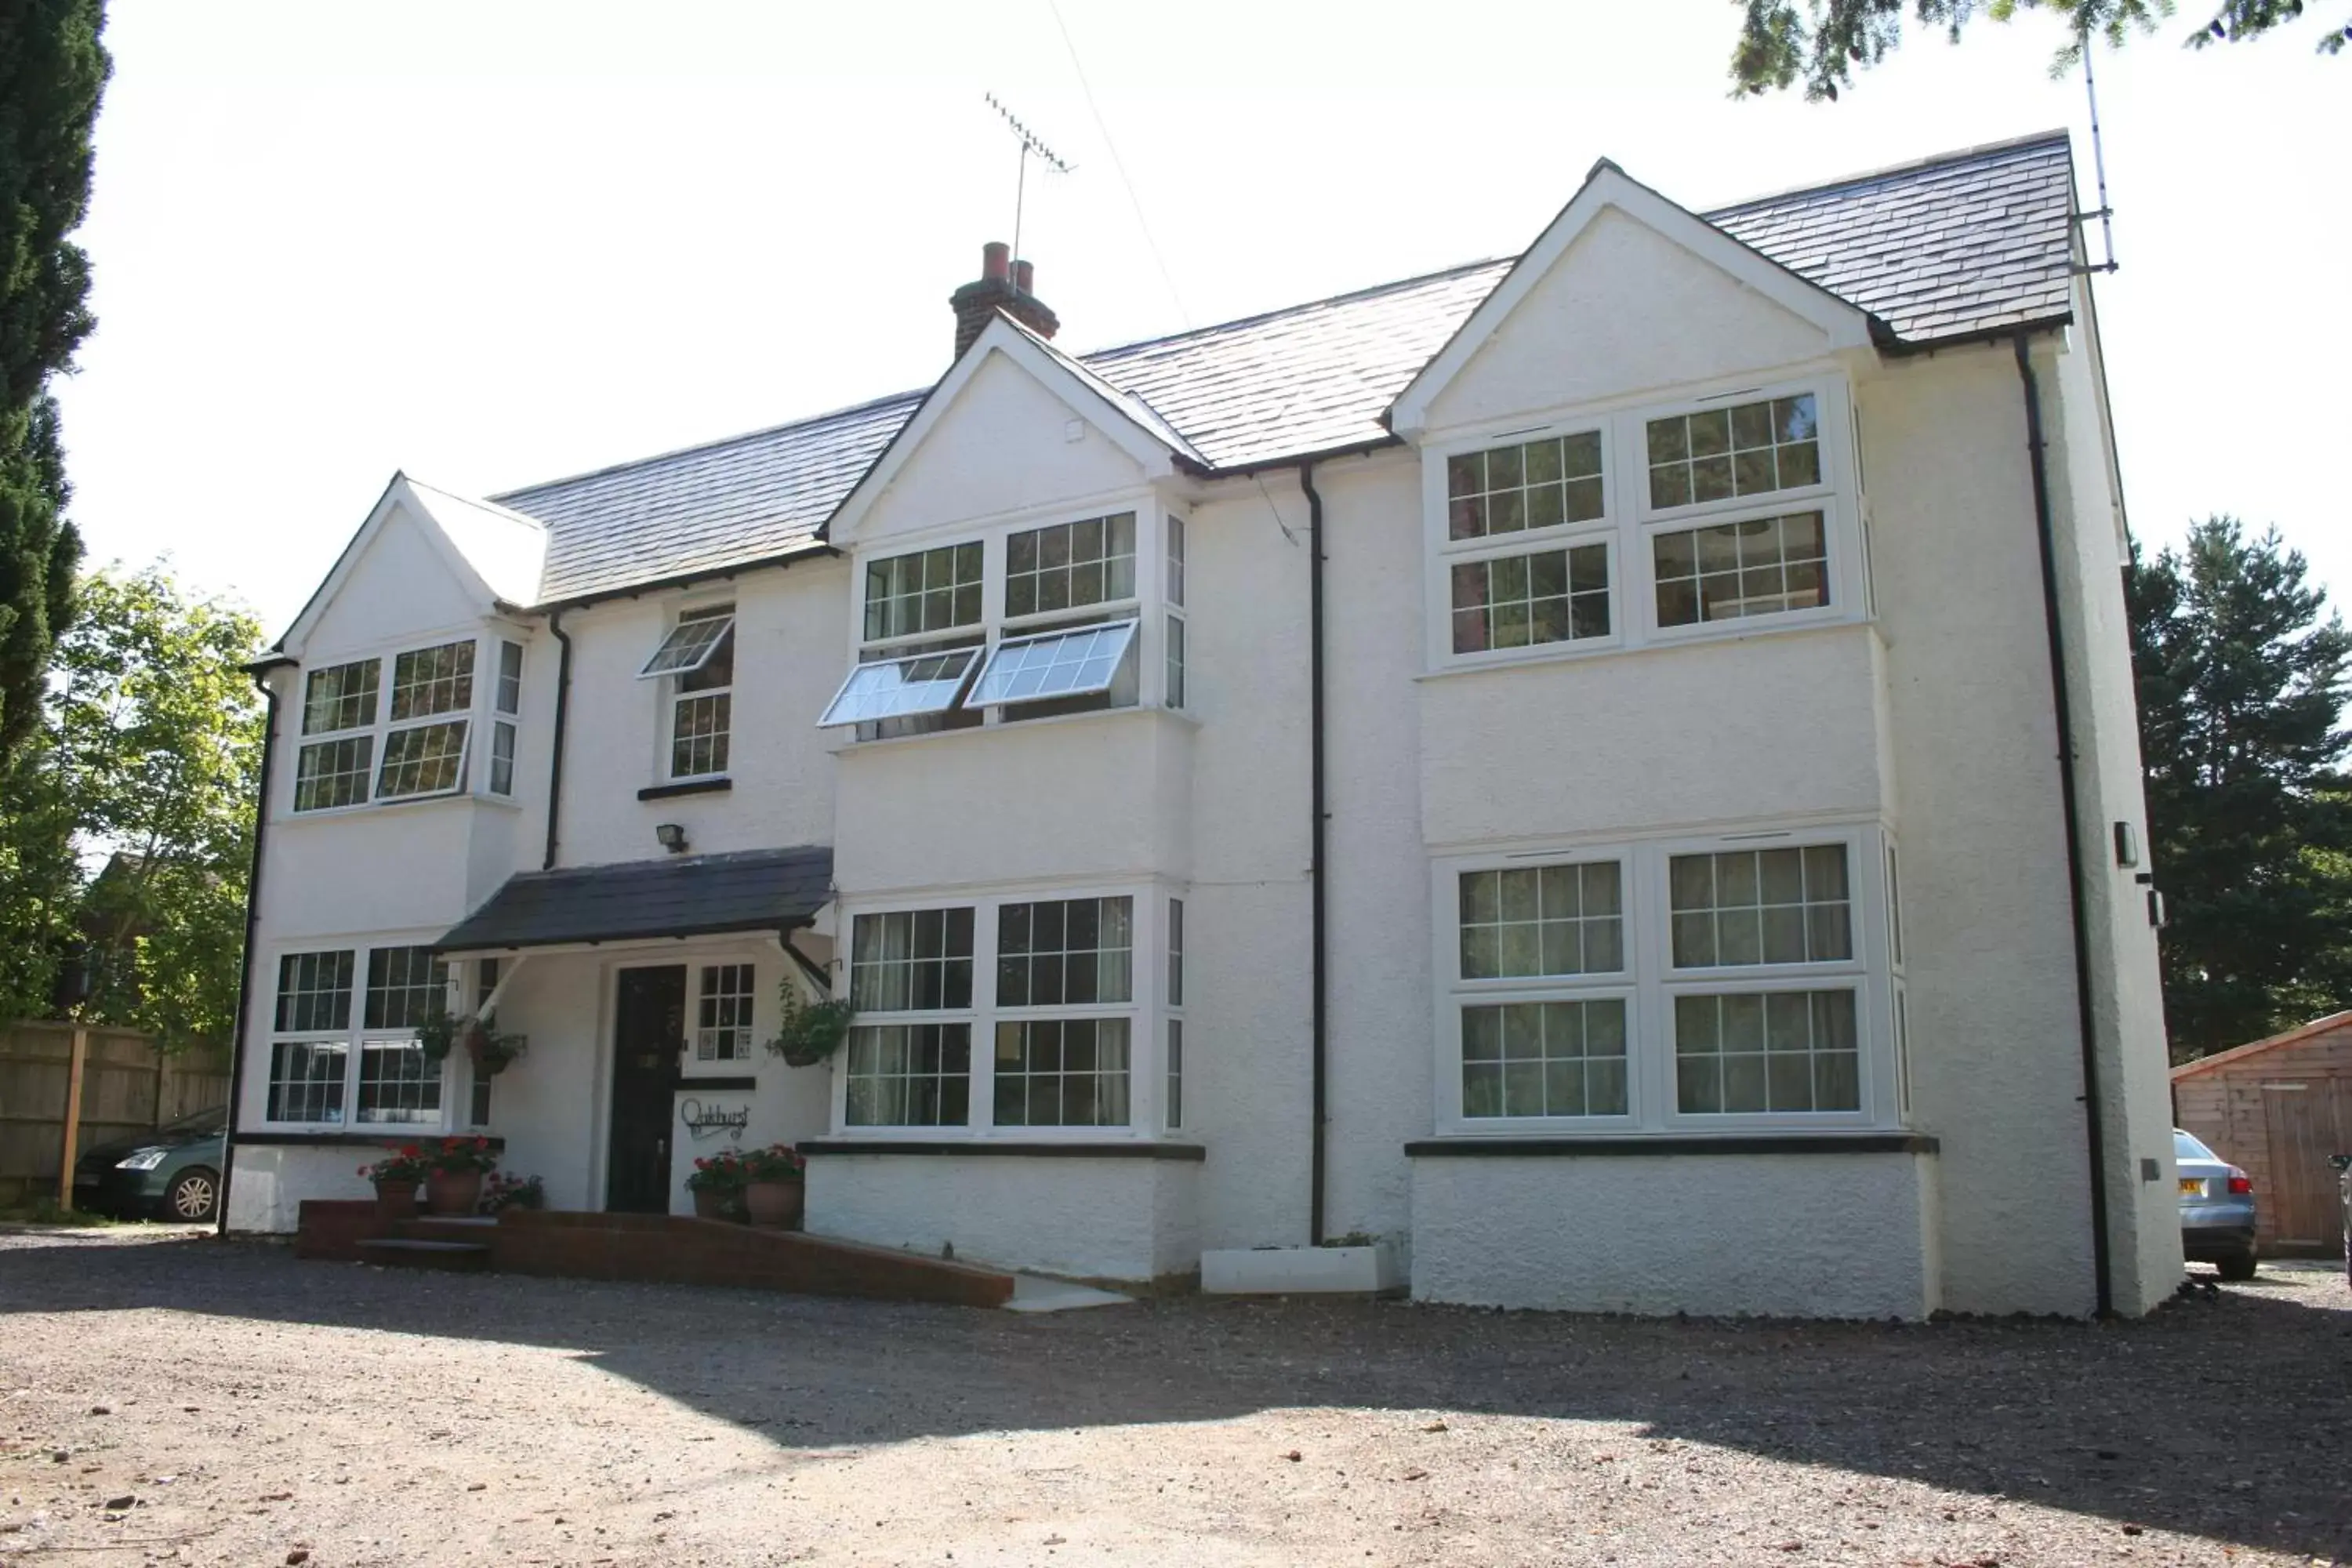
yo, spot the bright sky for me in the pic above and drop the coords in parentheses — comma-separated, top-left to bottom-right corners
(52, 0, 2349, 637)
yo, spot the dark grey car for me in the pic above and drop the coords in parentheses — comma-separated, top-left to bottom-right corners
(2176, 1127, 2258, 1280)
(71, 1107, 227, 1223)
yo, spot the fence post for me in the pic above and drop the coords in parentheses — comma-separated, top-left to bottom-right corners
(56, 1026, 89, 1208)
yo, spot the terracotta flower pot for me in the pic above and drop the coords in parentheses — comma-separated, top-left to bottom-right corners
(373, 1180, 419, 1221)
(691, 1186, 739, 1221)
(425, 1168, 485, 1217)
(743, 1179, 804, 1230)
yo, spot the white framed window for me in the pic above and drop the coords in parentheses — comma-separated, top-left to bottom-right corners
(1435, 822, 1897, 1135)
(263, 942, 453, 1127)
(468, 959, 499, 1127)
(1164, 896, 1185, 1132)
(488, 641, 522, 797)
(695, 963, 757, 1062)
(1423, 378, 1857, 671)
(292, 636, 490, 813)
(833, 886, 1181, 1139)
(844, 907, 975, 1127)
(821, 501, 1185, 736)
(643, 604, 733, 780)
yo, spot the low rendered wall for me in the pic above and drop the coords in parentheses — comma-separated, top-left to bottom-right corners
(803, 1147, 1203, 1284)
(1407, 1145, 1939, 1319)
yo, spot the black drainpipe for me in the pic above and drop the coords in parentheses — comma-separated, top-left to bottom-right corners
(1298, 460, 1330, 1246)
(542, 608, 572, 871)
(213, 671, 283, 1238)
(2015, 331, 2114, 1319)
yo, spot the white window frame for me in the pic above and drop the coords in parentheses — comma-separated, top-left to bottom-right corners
(286, 626, 524, 818)
(829, 881, 1182, 1141)
(1421, 373, 1864, 674)
(826, 493, 1185, 739)
(256, 938, 474, 1131)
(651, 600, 735, 782)
(1431, 820, 1900, 1138)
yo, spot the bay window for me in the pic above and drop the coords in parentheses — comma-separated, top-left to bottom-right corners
(1425, 379, 1856, 669)
(263, 942, 455, 1127)
(290, 630, 524, 814)
(834, 888, 1182, 1138)
(1438, 825, 1898, 1134)
(819, 501, 1185, 735)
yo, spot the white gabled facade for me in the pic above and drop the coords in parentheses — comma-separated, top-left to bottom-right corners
(226, 137, 2181, 1318)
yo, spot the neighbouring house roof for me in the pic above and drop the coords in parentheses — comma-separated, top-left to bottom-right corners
(434, 846, 834, 953)
(2170, 1011, 2352, 1081)
(490, 130, 2077, 604)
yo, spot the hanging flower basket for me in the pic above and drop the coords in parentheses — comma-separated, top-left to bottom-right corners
(463, 1014, 528, 1076)
(765, 979, 854, 1069)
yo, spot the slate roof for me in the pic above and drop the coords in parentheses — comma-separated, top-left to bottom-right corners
(497, 131, 2076, 604)
(434, 846, 834, 952)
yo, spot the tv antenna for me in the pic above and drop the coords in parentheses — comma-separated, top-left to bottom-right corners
(2075, 28, 2119, 274)
(985, 93, 1073, 276)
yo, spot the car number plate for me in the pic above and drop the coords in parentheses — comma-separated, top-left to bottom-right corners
(2178, 1178, 2204, 1196)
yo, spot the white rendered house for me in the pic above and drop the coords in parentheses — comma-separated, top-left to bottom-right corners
(224, 131, 2183, 1318)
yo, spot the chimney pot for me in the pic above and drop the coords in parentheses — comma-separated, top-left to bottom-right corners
(982, 241, 1011, 283)
(949, 243, 1060, 360)
(1012, 259, 1035, 295)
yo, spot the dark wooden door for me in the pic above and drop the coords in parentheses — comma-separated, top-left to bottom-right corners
(607, 966, 686, 1214)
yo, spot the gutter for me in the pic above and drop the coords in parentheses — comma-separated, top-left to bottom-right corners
(542, 608, 572, 871)
(2013, 331, 2114, 1319)
(214, 671, 283, 1238)
(1298, 460, 1330, 1246)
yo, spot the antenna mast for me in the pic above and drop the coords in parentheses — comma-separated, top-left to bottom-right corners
(2077, 30, 2120, 274)
(985, 93, 1073, 274)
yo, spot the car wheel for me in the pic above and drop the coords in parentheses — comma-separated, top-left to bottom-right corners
(167, 1167, 220, 1224)
(2216, 1251, 2258, 1283)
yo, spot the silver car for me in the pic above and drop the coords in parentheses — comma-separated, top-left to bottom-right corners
(2176, 1127, 2259, 1280)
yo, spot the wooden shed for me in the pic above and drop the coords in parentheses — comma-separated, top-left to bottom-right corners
(2172, 1012, 2352, 1255)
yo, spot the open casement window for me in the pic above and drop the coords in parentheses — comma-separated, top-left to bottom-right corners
(818, 644, 982, 729)
(966, 619, 1138, 710)
(642, 605, 734, 779)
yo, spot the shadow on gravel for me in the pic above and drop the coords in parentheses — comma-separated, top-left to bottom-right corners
(3, 1233, 2347, 1563)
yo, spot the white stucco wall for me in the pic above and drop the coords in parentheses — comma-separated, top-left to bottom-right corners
(1409, 1151, 1936, 1318)
(804, 1154, 1201, 1283)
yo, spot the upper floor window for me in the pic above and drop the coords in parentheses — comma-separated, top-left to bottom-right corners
(821, 507, 1172, 735)
(1426, 382, 1852, 671)
(293, 636, 492, 813)
(488, 640, 522, 797)
(638, 604, 733, 780)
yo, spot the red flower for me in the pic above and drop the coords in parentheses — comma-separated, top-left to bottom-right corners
(400, 1145, 422, 1158)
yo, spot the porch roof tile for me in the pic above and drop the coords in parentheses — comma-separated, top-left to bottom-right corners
(434, 845, 833, 953)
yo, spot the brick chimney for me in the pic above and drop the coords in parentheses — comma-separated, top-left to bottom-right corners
(949, 241, 1060, 360)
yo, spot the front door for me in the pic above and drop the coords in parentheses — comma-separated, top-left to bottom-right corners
(607, 966, 687, 1213)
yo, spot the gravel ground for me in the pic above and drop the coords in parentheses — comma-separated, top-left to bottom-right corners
(0, 1229, 2347, 1567)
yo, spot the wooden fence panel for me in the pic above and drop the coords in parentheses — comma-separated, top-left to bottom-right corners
(0, 1021, 229, 1208)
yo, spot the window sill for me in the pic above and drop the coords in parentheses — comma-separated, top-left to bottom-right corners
(833, 702, 1198, 756)
(1403, 1132, 1935, 1157)
(1417, 615, 1875, 684)
(677, 1074, 758, 1091)
(278, 789, 487, 826)
(234, 1130, 507, 1149)
(800, 1138, 1207, 1161)
(639, 777, 733, 800)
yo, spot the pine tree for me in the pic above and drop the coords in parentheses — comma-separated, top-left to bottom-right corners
(2128, 517, 2352, 1060)
(0, 0, 110, 763)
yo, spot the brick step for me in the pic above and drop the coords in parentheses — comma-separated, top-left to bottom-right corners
(356, 1238, 492, 1272)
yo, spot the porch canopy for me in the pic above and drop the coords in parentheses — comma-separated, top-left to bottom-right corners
(433, 845, 833, 954)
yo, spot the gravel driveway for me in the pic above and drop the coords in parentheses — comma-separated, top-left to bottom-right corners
(1, 1228, 2346, 1567)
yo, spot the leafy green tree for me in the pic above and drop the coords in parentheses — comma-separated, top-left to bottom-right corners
(2127, 517, 2352, 1060)
(1732, 0, 2347, 100)
(0, 734, 78, 1022)
(0, 0, 110, 762)
(39, 564, 264, 1047)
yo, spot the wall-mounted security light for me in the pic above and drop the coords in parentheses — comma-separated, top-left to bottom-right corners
(655, 822, 689, 855)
